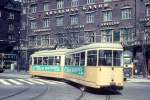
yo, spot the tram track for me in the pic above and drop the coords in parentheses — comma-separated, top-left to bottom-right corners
(0, 86, 31, 100)
(76, 87, 86, 100)
(0, 85, 49, 100)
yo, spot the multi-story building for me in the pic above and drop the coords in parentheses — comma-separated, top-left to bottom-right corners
(0, 0, 21, 69)
(21, 0, 150, 74)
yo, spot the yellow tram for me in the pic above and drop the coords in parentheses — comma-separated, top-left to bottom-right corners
(64, 43, 123, 89)
(29, 43, 124, 90)
(29, 49, 69, 78)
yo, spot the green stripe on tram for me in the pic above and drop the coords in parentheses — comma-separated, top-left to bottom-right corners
(64, 66, 85, 76)
(32, 65, 61, 72)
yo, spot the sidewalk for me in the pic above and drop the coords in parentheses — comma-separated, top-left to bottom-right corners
(126, 76, 150, 83)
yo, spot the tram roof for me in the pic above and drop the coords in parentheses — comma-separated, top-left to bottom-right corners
(31, 49, 70, 57)
(68, 43, 123, 53)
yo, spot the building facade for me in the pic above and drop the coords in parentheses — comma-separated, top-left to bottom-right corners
(21, 0, 150, 74)
(0, 0, 21, 69)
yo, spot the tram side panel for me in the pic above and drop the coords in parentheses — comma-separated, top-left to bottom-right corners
(29, 65, 63, 78)
(113, 67, 124, 88)
(96, 67, 112, 87)
(29, 55, 65, 78)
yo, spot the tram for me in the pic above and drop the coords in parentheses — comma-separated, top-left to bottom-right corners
(0, 53, 17, 73)
(29, 49, 69, 78)
(123, 51, 134, 78)
(64, 43, 123, 89)
(29, 43, 124, 90)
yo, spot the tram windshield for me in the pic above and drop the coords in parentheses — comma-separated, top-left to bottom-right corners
(98, 50, 122, 66)
(123, 57, 132, 64)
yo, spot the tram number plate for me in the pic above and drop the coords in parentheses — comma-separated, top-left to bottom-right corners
(110, 82, 116, 85)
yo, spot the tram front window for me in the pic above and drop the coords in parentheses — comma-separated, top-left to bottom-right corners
(113, 51, 122, 66)
(98, 50, 112, 66)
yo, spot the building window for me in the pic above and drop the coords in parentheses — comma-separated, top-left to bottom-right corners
(56, 33, 66, 45)
(8, 12, 14, 19)
(31, 0, 36, 3)
(29, 36, 37, 47)
(87, 0, 95, 4)
(43, 18, 50, 28)
(147, 5, 150, 16)
(86, 13, 95, 23)
(101, 29, 113, 42)
(8, 24, 14, 31)
(56, 16, 63, 26)
(30, 4, 37, 13)
(71, 0, 79, 7)
(70, 15, 79, 25)
(84, 31, 96, 43)
(22, 7, 26, 14)
(104, 0, 112, 2)
(37, 35, 42, 46)
(30, 20, 36, 29)
(44, 3, 50, 11)
(121, 8, 131, 19)
(57, 0, 64, 9)
(120, 28, 131, 42)
(8, 35, 15, 41)
(113, 31, 120, 42)
(42, 35, 49, 46)
(21, 22, 26, 30)
(68, 32, 79, 46)
(103, 10, 112, 22)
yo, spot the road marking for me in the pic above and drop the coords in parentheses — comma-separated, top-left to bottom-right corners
(17, 79, 35, 85)
(7, 79, 23, 85)
(35, 79, 57, 84)
(0, 78, 65, 86)
(0, 79, 11, 85)
(27, 79, 45, 85)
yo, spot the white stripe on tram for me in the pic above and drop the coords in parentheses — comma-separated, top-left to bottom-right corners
(27, 79, 45, 85)
(0, 79, 11, 85)
(35, 79, 57, 84)
(17, 79, 35, 85)
(7, 79, 23, 85)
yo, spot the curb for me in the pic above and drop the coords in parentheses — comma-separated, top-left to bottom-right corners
(126, 79, 150, 83)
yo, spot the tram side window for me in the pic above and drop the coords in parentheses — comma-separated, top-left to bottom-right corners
(38, 57, 42, 65)
(87, 50, 97, 66)
(43, 57, 48, 65)
(80, 52, 85, 66)
(113, 51, 121, 66)
(65, 55, 71, 65)
(72, 54, 76, 66)
(34, 57, 38, 65)
(99, 50, 112, 66)
(54, 56, 60, 65)
(48, 57, 54, 65)
(75, 53, 80, 66)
